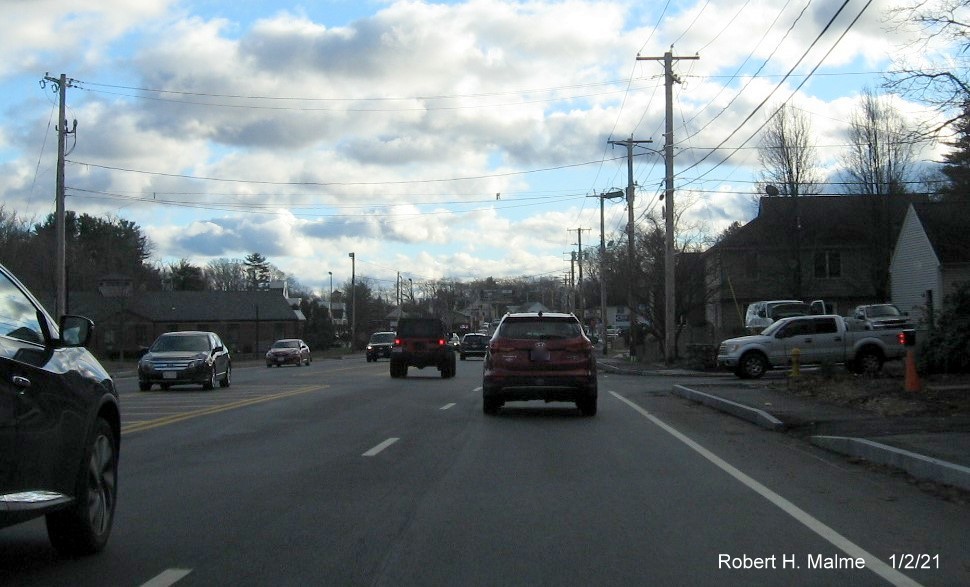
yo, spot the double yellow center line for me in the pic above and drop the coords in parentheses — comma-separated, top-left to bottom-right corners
(121, 384, 328, 435)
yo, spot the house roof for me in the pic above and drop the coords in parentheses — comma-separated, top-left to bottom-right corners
(912, 202, 970, 263)
(713, 194, 929, 251)
(65, 289, 303, 323)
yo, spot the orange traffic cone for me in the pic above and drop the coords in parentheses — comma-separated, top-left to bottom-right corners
(904, 349, 921, 392)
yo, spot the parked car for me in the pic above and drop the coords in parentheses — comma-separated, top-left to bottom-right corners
(366, 331, 395, 362)
(389, 318, 456, 378)
(744, 299, 828, 332)
(717, 314, 907, 379)
(138, 331, 232, 391)
(0, 262, 120, 554)
(482, 312, 597, 416)
(850, 304, 913, 330)
(459, 332, 489, 360)
(266, 338, 311, 367)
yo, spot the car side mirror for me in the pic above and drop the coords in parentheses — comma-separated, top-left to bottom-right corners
(213, 345, 224, 353)
(59, 315, 93, 347)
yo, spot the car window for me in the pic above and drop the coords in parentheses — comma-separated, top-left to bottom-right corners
(273, 340, 299, 348)
(370, 333, 395, 343)
(0, 272, 45, 347)
(152, 334, 210, 352)
(397, 321, 441, 337)
(814, 318, 838, 334)
(498, 318, 581, 340)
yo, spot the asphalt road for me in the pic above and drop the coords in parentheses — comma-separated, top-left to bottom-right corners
(0, 357, 967, 586)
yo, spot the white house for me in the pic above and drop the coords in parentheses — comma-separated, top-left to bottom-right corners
(890, 202, 970, 327)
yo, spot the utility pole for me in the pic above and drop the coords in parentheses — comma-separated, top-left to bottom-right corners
(568, 227, 591, 322)
(608, 137, 652, 357)
(42, 73, 77, 319)
(637, 50, 698, 364)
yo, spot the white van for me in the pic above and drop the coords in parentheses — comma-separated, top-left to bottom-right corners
(744, 299, 829, 332)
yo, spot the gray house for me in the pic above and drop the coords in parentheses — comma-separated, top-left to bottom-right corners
(890, 202, 970, 328)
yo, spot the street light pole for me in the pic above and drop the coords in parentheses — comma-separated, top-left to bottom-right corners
(328, 271, 333, 321)
(349, 253, 356, 351)
(590, 189, 624, 355)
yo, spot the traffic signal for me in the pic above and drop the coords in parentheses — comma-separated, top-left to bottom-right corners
(898, 329, 916, 347)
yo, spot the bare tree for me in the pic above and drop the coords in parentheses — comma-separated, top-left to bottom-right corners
(885, 0, 970, 133)
(206, 258, 247, 291)
(757, 104, 823, 298)
(840, 88, 925, 299)
(840, 88, 922, 197)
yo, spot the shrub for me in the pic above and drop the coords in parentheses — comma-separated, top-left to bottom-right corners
(919, 281, 970, 374)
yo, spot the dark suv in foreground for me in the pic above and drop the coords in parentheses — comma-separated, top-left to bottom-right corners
(482, 312, 597, 416)
(0, 262, 120, 554)
(390, 318, 456, 378)
(138, 331, 232, 391)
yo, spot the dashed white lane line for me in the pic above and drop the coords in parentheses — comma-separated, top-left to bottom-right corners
(140, 568, 192, 587)
(440, 403, 456, 410)
(363, 437, 399, 457)
(610, 391, 921, 587)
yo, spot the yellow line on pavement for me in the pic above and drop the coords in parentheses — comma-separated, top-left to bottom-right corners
(121, 384, 328, 435)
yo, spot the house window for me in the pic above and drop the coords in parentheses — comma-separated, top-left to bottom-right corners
(814, 251, 841, 278)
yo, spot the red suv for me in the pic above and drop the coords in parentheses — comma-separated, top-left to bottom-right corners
(482, 312, 597, 416)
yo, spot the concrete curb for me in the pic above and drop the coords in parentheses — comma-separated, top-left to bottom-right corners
(810, 435, 970, 492)
(672, 384, 786, 431)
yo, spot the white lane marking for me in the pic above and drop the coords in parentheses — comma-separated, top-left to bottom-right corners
(440, 403, 456, 410)
(363, 437, 399, 457)
(610, 391, 922, 587)
(140, 569, 192, 587)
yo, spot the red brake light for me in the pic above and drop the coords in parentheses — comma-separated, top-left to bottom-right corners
(394, 337, 402, 346)
(438, 338, 446, 347)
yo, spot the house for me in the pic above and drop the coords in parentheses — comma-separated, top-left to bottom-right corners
(703, 194, 928, 340)
(890, 201, 970, 327)
(64, 277, 305, 359)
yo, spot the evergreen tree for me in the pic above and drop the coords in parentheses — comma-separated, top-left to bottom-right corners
(243, 252, 271, 290)
(939, 102, 970, 202)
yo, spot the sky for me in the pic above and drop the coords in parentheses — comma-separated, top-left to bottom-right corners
(0, 0, 955, 297)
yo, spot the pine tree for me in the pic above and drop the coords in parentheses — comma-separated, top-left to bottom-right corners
(243, 252, 271, 290)
(939, 102, 970, 203)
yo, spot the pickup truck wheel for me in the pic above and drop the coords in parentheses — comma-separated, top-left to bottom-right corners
(738, 352, 768, 379)
(855, 349, 883, 375)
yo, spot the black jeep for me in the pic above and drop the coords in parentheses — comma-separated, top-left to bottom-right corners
(389, 318, 457, 378)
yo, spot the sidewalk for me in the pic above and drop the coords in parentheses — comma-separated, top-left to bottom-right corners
(598, 355, 970, 493)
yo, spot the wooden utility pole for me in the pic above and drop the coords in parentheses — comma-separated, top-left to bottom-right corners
(43, 73, 77, 319)
(568, 227, 591, 321)
(608, 137, 652, 354)
(637, 51, 698, 364)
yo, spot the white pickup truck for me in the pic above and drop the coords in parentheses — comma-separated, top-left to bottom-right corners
(717, 314, 906, 379)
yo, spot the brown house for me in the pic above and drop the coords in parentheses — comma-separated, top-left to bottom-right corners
(65, 279, 305, 359)
(703, 194, 929, 340)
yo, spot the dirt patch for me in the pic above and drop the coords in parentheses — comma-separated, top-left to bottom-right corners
(771, 370, 970, 417)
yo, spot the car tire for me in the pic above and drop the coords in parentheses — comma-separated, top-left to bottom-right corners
(483, 397, 501, 415)
(138, 381, 151, 392)
(738, 352, 768, 379)
(577, 397, 597, 416)
(45, 417, 118, 556)
(460, 353, 466, 361)
(160, 384, 170, 391)
(219, 364, 231, 388)
(203, 366, 216, 390)
(854, 349, 883, 375)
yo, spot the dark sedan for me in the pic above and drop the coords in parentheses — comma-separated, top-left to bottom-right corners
(0, 262, 120, 554)
(138, 331, 232, 391)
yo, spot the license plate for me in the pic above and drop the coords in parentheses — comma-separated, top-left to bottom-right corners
(162, 371, 177, 379)
(276, 357, 284, 362)
(530, 348, 550, 362)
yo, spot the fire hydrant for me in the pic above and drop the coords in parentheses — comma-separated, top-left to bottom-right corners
(789, 347, 801, 378)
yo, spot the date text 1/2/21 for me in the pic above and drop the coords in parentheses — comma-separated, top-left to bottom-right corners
(890, 554, 940, 570)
